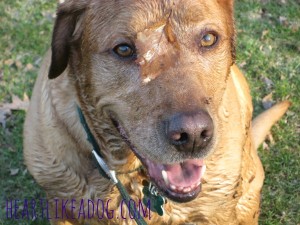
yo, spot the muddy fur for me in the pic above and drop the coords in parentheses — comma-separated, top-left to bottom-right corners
(24, 0, 290, 224)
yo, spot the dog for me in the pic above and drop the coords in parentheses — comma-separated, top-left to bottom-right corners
(23, 0, 290, 224)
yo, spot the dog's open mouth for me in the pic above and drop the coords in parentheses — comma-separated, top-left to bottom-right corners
(110, 115, 206, 202)
(144, 157, 205, 202)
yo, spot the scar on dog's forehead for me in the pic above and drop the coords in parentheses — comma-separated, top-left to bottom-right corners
(130, 0, 212, 84)
(135, 21, 179, 84)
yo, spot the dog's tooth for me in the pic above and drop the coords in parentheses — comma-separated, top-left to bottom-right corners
(183, 187, 191, 193)
(170, 184, 176, 191)
(201, 164, 206, 177)
(177, 186, 183, 191)
(191, 184, 196, 189)
(162, 170, 169, 186)
(197, 181, 201, 186)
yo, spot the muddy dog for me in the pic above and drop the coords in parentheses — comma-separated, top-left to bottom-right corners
(24, 0, 290, 224)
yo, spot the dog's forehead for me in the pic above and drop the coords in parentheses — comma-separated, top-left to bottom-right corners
(88, 0, 226, 32)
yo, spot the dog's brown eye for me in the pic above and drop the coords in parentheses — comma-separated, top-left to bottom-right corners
(113, 44, 135, 58)
(200, 33, 217, 47)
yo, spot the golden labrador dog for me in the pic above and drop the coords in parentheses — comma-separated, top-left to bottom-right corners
(23, 0, 290, 224)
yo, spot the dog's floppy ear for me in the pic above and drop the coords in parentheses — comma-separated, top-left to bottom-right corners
(217, 0, 234, 21)
(217, 0, 234, 9)
(48, 1, 89, 79)
(217, 0, 235, 62)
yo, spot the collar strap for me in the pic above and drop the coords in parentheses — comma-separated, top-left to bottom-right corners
(77, 106, 147, 225)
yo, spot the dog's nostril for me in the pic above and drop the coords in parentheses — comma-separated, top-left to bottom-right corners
(170, 132, 189, 144)
(179, 132, 189, 143)
(200, 130, 210, 140)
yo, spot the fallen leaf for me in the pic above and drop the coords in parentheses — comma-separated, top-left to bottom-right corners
(23, 93, 29, 102)
(262, 92, 274, 109)
(10, 168, 19, 176)
(0, 94, 30, 127)
(239, 61, 247, 68)
(25, 63, 34, 71)
(261, 29, 269, 40)
(15, 60, 22, 69)
(1, 94, 30, 111)
(290, 23, 300, 33)
(4, 59, 14, 66)
(266, 133, 274, 145)
(262, 142, 269, 150)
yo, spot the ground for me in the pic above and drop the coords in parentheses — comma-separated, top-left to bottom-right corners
(0, 0, 299, 224)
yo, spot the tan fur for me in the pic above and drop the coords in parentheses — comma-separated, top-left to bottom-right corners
(24, 1, 289, 224)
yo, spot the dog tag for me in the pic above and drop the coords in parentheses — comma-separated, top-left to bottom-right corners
(142, 181, 165, 216)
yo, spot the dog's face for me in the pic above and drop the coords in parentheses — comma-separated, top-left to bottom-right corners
(49, 0, 235, 202)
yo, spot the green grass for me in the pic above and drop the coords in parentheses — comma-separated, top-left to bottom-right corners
(0, 1, 299, 224)
(0, 1, 56, 224)
(235, 1, 300, 224)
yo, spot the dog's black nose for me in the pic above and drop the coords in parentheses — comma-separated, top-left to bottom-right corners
(165, 110, 214, 152)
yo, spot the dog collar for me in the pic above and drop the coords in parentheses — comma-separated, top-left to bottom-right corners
(77, 106, 166, 224)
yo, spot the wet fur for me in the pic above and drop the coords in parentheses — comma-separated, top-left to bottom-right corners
(24, 0, 290, 224)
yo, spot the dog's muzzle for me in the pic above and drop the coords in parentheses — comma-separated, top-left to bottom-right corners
(110, 110, 213, 202)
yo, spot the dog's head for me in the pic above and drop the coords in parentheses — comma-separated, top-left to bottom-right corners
(49, 0, 235, 202)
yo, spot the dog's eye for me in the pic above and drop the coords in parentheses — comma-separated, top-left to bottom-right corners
(200, 33, 217, 47)
(113, 44, 135, 58)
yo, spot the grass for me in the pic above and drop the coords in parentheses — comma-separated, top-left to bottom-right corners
(235, 1, 300, 224)
(0, 1, 299, 224)
(0, 1, 56, 224)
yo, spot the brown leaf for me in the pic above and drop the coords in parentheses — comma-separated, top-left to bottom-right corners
(15, 60, 22, 69)
(239, 61, 247, 68)
(10, 168, 19, 176)
(290, 22, 300, 33)
(261, 29, 269, 40)
(262, 142, 269, 150)
(4, 59, 14, 66)
(1, 94, 30, 111)
(25, 63, 34, 71)
(0, 94, 30, 127)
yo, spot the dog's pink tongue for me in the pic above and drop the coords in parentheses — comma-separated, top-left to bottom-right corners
(164, 159, 204, 188)
(145, 158, 205, 193)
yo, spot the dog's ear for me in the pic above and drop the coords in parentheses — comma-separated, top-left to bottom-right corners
(48, 1, 89, 79)
(217, 0, 234, 10)
(217, 0, 234, 20)
(217, 0, 235, 62)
